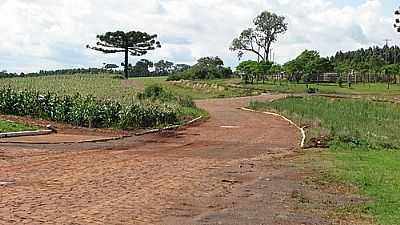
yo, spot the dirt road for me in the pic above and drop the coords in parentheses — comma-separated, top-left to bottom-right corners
(0, 95, 346, 225)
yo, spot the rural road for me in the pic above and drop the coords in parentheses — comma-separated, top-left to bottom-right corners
(0, 94, 331, 225)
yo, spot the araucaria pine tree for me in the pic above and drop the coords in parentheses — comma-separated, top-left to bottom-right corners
(87, 31, 161, 79)
(395, 7, 400, 32)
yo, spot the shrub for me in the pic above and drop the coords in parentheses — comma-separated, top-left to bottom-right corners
(306, 87, 318, 94)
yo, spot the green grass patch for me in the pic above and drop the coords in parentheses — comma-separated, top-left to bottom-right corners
(0, 120, 36, 133)
(250, 96, 400, 225)
(213, 79, 400, 96)
(250, 96, 400, 149)
(131, 77, 255, 100)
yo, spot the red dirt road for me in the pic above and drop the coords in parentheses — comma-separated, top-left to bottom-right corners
(0, 95, 344, 225)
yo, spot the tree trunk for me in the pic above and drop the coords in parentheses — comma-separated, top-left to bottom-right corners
(124, 48, 129, 79)
(266, 41, 271, 62)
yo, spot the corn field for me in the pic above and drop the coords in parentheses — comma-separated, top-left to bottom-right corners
(0, 88, 178, 129)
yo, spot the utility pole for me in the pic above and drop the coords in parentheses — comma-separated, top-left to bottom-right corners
(384, 39, 391, 47)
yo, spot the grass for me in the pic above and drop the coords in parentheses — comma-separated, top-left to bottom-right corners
(212, 78, 400, 96)
(250, 96, 400, 149)
(130, 77, 256, 99)
(0, 120, 36, 133)
(250, 96, 400, 225)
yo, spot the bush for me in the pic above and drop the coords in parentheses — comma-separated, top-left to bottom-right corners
(306, 87, 318, 94)
(140, 84, 169, 99)
(138, 84, 195, 108)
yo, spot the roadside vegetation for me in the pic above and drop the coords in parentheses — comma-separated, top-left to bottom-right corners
(0, 82, 204, 129)
(250, 96, 400, 225)
(0, 120, 36, 133)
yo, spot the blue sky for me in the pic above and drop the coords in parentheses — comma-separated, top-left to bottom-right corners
(0, 0, 399, 73)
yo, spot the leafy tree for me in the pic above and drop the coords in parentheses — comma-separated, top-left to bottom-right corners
(368, 55, 385, 75)
(230, 11, 288, 62)
(104, 64, 119, 69)
(283, 50, 334, 83)
(154, 60, 174, 76)
(236, 60, 272, 84)
(197, 56, 224, 67)
(168, 57, 232, 81)
(87, 31, 161, 79)
(173, 64, 191, 73)
(131, 59, 153, 77)
(382, 64, 400, 88)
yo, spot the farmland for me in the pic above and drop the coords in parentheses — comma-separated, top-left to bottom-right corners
(0, 74, 249, 102)
(2, 2, 400, 224)
(250, 96, 400, 225)
(207, 78, 400, 97)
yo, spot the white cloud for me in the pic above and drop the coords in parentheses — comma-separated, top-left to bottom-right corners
(0, 0, 398, 72)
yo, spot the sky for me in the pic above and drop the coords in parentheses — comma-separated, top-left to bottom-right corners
(0, 0, 399, 73)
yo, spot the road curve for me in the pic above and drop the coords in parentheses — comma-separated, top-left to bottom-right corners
(0, 94, 302, 225)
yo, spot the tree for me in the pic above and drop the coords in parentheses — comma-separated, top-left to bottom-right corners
(131, 59, 153, 77)
(269, 64, 283, 84)
(230, 11, 288, 62)
(236, 60, 272, 84)
(168, 56, 232, 81)
(173, 64, 191, 73)
(154, 60, 174, 76)
(284, 59, 303, 83)
(395, 7, 400, 32)
(104, 64, 119, 69)
(197, 56, 224, 67)
(382, 64, 400, 88)
(87, 31, 161, 79)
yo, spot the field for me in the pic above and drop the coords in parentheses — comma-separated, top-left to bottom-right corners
(0, 74, 217, 129)
(250, 96, 400, 225)
(2, 74, 400, 224)
(0, 75, 251, 102)
(209, 78, 400, 97)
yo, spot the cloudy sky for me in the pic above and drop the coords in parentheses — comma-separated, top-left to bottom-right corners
(0, 0, 399, 73)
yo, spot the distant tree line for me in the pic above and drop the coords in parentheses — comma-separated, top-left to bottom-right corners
(129, 59, 190, 77)
(167, 56, 233, 81)
(0, 59, 191, 79)
(0, 68, 120, 79)
(331, 45, 400, 66)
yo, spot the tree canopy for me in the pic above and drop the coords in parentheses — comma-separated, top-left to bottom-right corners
(154, 60, 174, 76)
(167, 57, 233, 81)
(236, 60, 273, 84)
(87, 30, 161, 79)
(395, 7, 400, 32)
(230, 11, 288, 62)
(283, 50, 334, 82)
